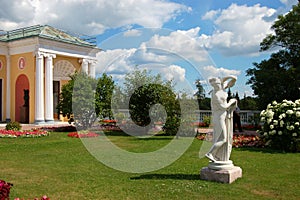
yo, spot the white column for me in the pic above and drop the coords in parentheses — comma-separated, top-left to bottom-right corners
(81, 59, 88, 74)
(35, 52, 45, 123)
(89, 62, 96, 78)
(45, 53, 56, 122)
(5, 55, 11, 122)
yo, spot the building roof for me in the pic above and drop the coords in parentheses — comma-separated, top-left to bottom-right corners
(0, 25, 97, 48)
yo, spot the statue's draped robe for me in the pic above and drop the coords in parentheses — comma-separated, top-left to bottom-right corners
(211, 91, 235, 162)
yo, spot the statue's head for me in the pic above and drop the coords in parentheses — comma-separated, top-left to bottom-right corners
(209, 77, 222, 90)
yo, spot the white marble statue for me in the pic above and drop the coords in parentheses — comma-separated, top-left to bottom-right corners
(205, 76, 237, 169)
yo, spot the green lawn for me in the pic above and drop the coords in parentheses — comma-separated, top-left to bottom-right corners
(0, 132, 299, 200)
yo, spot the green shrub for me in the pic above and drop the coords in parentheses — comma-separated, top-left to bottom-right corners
(177, 115, 196, 137)
(162, 115, 180, 136)
(5, 121, 21, 131)
(203, 115, 211, 127)
(113, 112, 126, 122)
(259, 99, 300, 152)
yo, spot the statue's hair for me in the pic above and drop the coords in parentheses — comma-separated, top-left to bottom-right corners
(209, 77, 221, 85)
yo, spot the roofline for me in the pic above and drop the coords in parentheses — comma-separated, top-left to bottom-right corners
(0, 24, 100, 49)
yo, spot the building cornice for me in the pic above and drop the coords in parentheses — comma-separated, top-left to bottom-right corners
(38, 37, 100, 57)
(0, 36, 100, 60)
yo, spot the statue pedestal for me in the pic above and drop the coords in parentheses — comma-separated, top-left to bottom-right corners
(20, 106, 29, 123)
(200, 165, 242, 184)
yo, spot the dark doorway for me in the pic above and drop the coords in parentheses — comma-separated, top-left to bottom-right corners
(15, 75, 29, 123)
(53, 81, 60, 120)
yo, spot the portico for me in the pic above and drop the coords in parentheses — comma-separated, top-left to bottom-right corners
(0, 25, 100, 124)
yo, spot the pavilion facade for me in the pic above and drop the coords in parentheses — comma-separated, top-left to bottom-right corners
(0, 25, 100, 124)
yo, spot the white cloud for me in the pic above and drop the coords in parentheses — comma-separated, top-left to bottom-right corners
(143, 27, 209, 62)
(96, 48, 136, 75)
(280, 0, 298, 6)
(0, 0, 35, 23)
(0, 0, 190, 34)
(96, 49, 188, 84)
(201, 9, 220, 20)
(203, 65, 241, 78)
(129, 43, 171, 64)
(162, 65, 186, 82)
(201, 3, 277, 56)
(123, 29, 142, 37)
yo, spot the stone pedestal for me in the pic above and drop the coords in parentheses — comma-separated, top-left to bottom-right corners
(200, 166, 242, 184)
(20, 106, 29, 123)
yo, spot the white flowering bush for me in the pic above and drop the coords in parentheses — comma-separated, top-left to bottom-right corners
(259, 99, 300, 152)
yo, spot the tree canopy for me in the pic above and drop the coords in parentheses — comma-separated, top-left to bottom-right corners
(247, 3, 300, 109)
(57, 72, 116, 129)
(57, 72, 97, 129)
(194, 79, 206, 110)
(122, 68, 181, 135)
(95, 73, 114, 119)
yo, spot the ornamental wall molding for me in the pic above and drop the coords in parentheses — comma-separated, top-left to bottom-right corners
(53, 59, 75, 81)
(6, 37, 38, 55)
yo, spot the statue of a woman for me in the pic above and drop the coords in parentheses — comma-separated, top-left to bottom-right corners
(205, 76, 237, 169)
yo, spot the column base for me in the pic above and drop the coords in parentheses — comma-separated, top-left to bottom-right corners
(45, 119, 55, 124)
(35, 120, 45, 125)
(200, 166, 242, 184)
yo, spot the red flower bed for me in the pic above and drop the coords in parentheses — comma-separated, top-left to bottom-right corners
(196, 133, 264, 148)
(102, 124, 122, 132)
(242, 124, 261, 130)
(0, 129, 49, 138)
(14, 195, 50, 200)
(101, 119, 117, 124)
(1, 179, 50, 200)
(67, 131, 99, 138)
(232, 135, 264, 148)
(0, 180, 12, 200)
(193, 122, 210, 127)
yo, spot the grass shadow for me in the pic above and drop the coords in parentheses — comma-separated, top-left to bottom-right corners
(97, 131, 131, 136)
(130, 173, 200, 181)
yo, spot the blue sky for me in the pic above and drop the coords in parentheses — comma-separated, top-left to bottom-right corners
(1, 0, 298, 97)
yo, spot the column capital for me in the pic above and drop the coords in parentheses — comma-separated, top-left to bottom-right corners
(35, 50, 56, 59)
(35, 51, 45, 58)
(44, 53, 57, 59)
(90, 60, 97, 65)
(79, 58, 97, 64)
(79, 58, 89, 64)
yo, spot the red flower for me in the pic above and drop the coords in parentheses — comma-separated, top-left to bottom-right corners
(67, 132, 100, 138)
(0, 180, 13, 200)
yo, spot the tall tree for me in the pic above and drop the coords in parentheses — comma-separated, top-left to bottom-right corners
(58, 72, 97, 129)
(247, 3, 300, 109)
(239, 96, 258, 110)
(194, 79, 206, 109)
(227, 88, 232, 102)
(95, 73, 115, 119)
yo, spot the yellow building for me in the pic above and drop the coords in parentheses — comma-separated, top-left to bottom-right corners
(0, 25, 100, 124)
